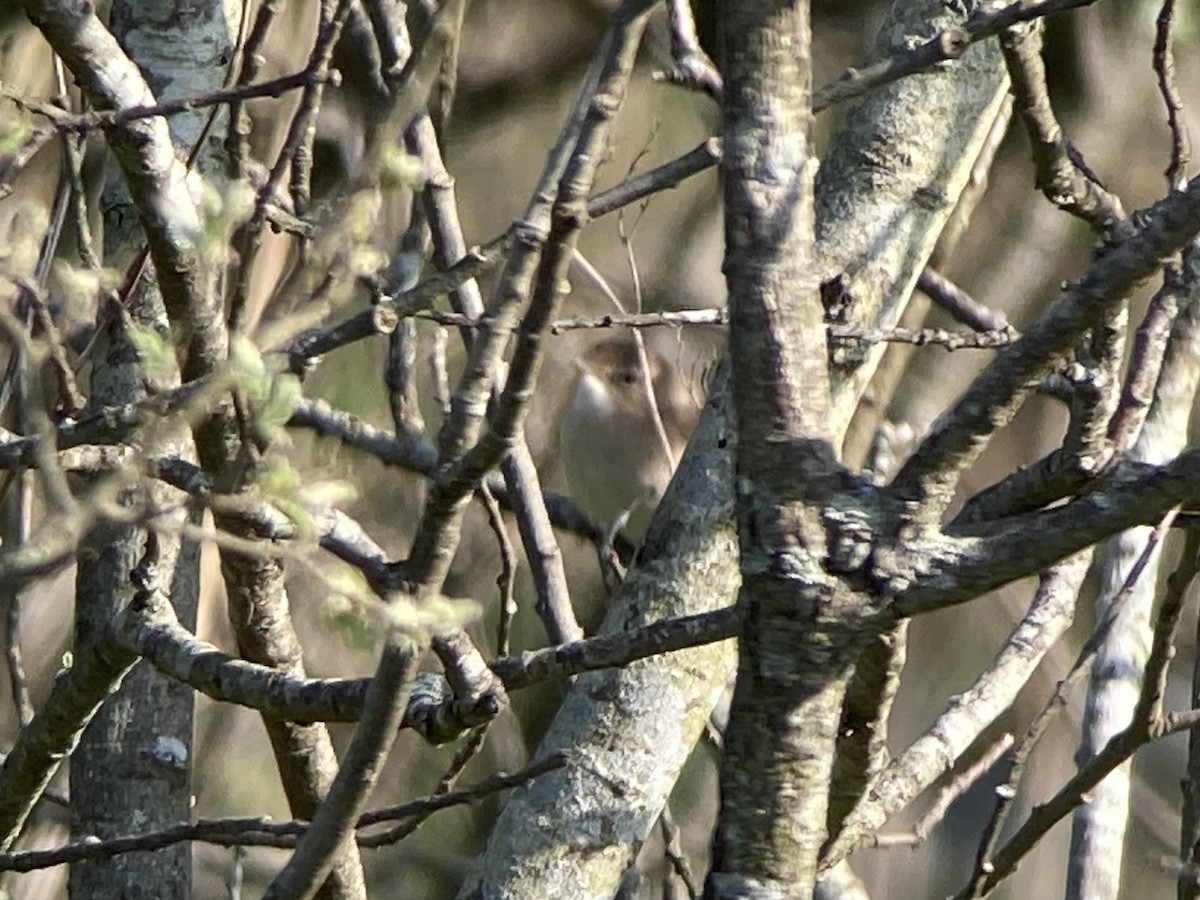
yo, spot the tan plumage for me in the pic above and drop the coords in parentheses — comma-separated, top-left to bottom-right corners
(560, 338, 699, 541)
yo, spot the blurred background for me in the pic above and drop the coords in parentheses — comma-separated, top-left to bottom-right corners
(2, 0, 1200, 897)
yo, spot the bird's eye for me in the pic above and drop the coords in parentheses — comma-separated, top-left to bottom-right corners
(619, 370, 639, 385)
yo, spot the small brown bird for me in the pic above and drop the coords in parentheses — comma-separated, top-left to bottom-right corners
(560, 338, 699, 542)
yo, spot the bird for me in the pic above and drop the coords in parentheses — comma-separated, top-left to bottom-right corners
(560, 337, 700, 546)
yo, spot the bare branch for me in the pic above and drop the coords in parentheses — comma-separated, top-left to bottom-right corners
(889, 170, 1200, 518)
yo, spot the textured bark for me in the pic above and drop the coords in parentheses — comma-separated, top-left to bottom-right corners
(816, 0, 1009, 442)
(706, 3, 852, 897)
(464, 1, 1011, 896)
(72, 519, 199, 900)
(823, 551, 1090, 866)
(1070, 250, 1200, 900)
(458, 365, 739, 900)
(260, 635, 419, 900)
(0, 632, 138, 851)
(217, 550, 367, 900)
(8, 1, 1200, 898)
(64, 0, 232, 896)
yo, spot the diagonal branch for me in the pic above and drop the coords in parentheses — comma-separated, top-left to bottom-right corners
(888, 171, 1200, 518)
(899, 450, 1200, 616)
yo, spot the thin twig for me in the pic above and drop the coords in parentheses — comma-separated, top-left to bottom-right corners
(655, 0, 722, 100)
(998, 13, 1126, 235)
(871, 734, 1013, 848)
(964, 512, 1176, 895)
(918, 267, 1014, 334)
(959, 530, 1200, 898)
(228, 0, 354, 332)
(1, 68, 334, 135)
(660, 803, 703, 898)
(478, 483, 517, 657)
(0, 752, 566, 872)
(1152, 0, 1190, 190)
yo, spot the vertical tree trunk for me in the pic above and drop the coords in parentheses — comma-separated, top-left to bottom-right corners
(708, 1, 855, 897)
(1070, 258, 1200, 900)
(69, 0, 233, 896)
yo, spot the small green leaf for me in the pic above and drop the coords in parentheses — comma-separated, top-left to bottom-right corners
(378, 145, 423, 190)
(256, 457, 302, 496)
(273, 496, 316, 540)
(260, 373, 302, 429)
(126, 322, 175, 380)
(229, 335, 268, 400)
(296, 478, 357, 509)
(324, 592, 384, 649)
(387, 592, 482, 633)
(325, 563, 373, 602)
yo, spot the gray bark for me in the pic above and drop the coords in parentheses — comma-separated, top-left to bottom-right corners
(461, 0, 1009, 895)
(1070, 249, 1200, 900)
(707, 1, 840, 896)
(68, 0, 232, 897)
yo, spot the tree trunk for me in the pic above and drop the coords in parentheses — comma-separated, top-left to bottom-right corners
(69, 0, 233, 896)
